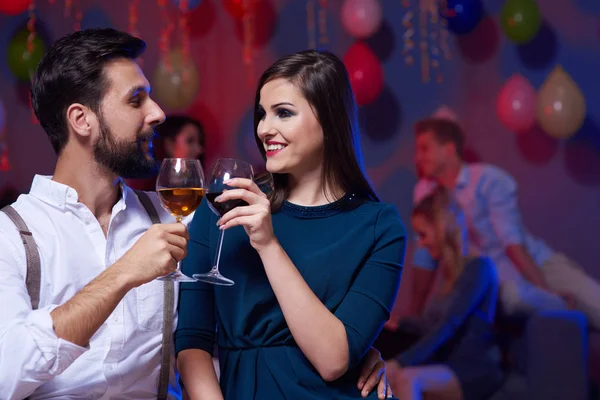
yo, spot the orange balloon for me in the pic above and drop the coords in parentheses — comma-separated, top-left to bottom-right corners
(536, 65, 586, 139)
(152, 50, 199, 111)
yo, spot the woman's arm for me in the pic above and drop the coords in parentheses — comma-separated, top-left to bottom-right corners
(395, 258, 497, 367)
(175, 199, 222, 398)
(178, 349, 223, 400)
(217, 182, 405, 382)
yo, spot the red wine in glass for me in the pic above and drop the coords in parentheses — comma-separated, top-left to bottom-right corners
(193, 158, 254, 286)
(206, 193, 248, 216)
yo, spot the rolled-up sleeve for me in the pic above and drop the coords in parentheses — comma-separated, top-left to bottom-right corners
(175, 198, 217, 356)
(0, 232, 88, 398)
(334, 205, 406, 368)
(483, 169, 526, 248)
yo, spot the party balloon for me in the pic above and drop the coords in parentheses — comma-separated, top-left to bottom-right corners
(442, 0, 484, 35)
(81, 6, 114, 30)
(0, 98, 5, 133)
(153, 50, 200, 110)
(500, 0, 541, 44)
(223, 0, 245, 20)
(537, 66, 586, 139)
(0, 0, 31, 15)
(7, 29, 47, 82)
(343, 42, 384, 106)
(497, 74, 537, 133)
(233, 0, 276, 47)
(171, 0, 202, 11)
(341, 0, 383, 39)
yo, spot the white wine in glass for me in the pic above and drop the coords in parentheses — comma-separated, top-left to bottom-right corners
(156, 158, 205, 282)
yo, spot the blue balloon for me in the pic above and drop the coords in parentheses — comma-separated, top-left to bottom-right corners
(442, 0, 484, 35)
(81, 7, 113, 30)
(171, 0, 202, 11)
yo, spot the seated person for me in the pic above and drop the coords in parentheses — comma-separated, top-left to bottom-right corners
(385, 186, 503, 400)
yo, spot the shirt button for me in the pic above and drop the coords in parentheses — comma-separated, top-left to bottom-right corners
(106, 364, 114, 371)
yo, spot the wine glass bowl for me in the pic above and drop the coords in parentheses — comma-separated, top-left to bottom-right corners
(194, 158, 254, 286)
(156, 158, 205, 282)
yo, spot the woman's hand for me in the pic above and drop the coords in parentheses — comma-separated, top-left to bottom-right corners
(358, 347, 393, 399)
(216, 178, 277, 252)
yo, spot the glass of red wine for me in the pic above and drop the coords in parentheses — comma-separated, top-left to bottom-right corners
(156, 158, 205, 282)
(193, 158, 254, 286)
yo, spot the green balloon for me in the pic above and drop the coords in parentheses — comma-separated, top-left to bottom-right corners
(500, 0, 542, 44)
(7, 29, 46, 82)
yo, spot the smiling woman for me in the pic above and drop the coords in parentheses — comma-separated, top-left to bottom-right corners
(176, 50, 406, 400)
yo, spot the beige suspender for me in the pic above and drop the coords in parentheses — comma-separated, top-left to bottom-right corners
(1, 205, 41, 310)
(0, 191, 173, 400)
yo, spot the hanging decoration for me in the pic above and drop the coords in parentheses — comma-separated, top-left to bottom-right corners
(239, 0, 255, 86)
(401, 0, 452, 83)
(0, 99, 10, 172)
(129, 0, 140, 37)
(177, 0, 191, 63)
(64, 0, 82, 30)
(307, 0, 316, 49)
(157, 0, 175, 71)
(318, 0, 328, 47)
(307, 0, 329, 49)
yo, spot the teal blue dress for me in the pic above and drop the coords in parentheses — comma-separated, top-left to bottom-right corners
(175, 194, 406, 400)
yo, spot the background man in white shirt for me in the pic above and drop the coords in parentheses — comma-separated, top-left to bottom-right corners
(0, 28, 188, 399)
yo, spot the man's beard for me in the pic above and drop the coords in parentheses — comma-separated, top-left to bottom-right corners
(92, 117, 158, 179)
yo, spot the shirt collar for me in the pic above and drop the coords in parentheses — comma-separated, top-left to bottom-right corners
(29, 175, 129, 210)
(455, 164, 469, 189)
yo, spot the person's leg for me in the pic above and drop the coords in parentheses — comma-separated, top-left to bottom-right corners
(499, 276, 567, 316)
(542, 253, 600, 330)
(389, 365, 463, 400)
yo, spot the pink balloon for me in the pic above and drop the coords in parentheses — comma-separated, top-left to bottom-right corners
(496, 74, 537, 133)
(341, 0, 382, 39)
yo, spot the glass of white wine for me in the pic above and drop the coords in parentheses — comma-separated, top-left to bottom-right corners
(156, 158, 205, 282)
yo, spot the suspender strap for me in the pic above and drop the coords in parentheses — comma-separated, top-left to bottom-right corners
(134, 190, 174, 400)
(2, 192, 173, 400)
(1, 205, 41, 310)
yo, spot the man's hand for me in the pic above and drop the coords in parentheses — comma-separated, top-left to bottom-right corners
(116, 223, 189, 287)
(357, 347, 393, 399)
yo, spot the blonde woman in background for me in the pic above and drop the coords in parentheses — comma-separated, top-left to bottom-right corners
(386, 187, 504, 400)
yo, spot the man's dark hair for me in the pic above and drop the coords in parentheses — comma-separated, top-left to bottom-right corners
(414, 118, 465, 158)
(31, 28, 146, 154)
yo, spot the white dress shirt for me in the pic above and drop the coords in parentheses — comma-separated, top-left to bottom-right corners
(0, 175, 185, 399)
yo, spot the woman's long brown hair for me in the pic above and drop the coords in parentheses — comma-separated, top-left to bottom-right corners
(412, 186, 465, 296)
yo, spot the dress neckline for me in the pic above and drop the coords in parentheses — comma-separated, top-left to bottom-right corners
(281, 193, 365, 219)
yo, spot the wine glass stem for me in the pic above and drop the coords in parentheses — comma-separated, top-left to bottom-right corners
(212, 229, 225, 272)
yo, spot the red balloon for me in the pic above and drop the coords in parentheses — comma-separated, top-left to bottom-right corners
(233, 0, 276, 47)
(343, 42, 384, 106)
(223, 0, 245, 20)
(0, 0, 31, 15)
